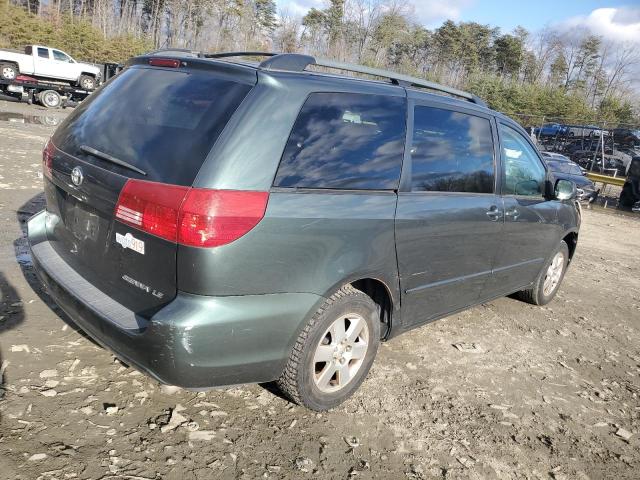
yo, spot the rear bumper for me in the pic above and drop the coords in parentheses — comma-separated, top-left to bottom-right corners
(28, 210, 323, 388)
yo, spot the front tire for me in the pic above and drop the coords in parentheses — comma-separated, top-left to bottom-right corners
(516, 241, 570, 305)
(277, 285, 380, 411)
(78, 75, 96, 91)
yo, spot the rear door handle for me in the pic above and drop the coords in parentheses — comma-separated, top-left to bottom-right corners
(486, 205, 502, 221)
(505, 208, 519, 220)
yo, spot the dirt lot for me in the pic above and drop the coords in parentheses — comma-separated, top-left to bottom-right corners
(0, 101, 639, 480)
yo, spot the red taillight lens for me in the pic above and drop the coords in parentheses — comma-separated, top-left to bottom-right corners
(178, 189, 269, 247)
(42, 139, 54, 179)
(114, 179, 269, 248)
(115, 180, 189, 242)
(148, 58, 181, 68)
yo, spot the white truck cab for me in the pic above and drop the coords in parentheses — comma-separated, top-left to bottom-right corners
(0, 45, 101, 90)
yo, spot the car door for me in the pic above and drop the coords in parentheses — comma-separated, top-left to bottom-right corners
(486, 122, 563, 296)
(395, 101, 504, 327)
(51, 49, 77, 81)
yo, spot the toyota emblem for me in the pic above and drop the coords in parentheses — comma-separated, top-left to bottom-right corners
(71, 166, 84, 186)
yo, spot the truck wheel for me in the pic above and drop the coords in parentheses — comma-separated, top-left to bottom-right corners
(79, 75, 96, 91)
(515, 241, 569, 306)
(39, 90, 62, 109)
(276, 285, 380, 411)
(1, 63, 18, 80)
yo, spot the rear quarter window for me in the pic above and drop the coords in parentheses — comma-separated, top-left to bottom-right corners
(52, 66, 254, 186)
(274, 92, 406, 190)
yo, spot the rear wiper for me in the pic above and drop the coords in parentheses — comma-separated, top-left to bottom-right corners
(80, 145, 147, 176)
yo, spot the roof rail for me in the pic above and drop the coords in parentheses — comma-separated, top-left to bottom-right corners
(201, 52, 276, 60)
(146, 48, 202, 57)
(257, 53, 486, 107)
(144, 50, 278, 60)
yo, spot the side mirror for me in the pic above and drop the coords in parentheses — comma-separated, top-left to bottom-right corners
(555, 179, 576, 200)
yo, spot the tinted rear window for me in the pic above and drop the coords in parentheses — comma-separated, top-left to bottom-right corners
(53, 66, 253, 186)
(274, 93, 406, 190)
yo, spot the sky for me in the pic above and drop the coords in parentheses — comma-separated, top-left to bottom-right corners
(275, 0, 640, 44)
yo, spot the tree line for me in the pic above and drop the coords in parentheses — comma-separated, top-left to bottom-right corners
(1, 0, 638, 126)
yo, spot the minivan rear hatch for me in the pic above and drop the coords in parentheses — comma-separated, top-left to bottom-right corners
(45, 60, 255, 316)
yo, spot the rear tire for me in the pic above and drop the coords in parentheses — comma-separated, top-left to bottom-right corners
(0, 63, 18, 80)
(276, 285, 380, 411)
(38, 90, 62, 109)
(516, 241, 569, 305)
(78, 75, 96, 91)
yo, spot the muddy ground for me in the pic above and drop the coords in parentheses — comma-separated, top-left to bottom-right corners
(0, 101, 639, 480)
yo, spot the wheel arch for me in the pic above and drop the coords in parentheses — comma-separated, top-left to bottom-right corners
(562, 230, 579, 261)
(0, 61, 20, 74)
(320, 276, 397, 340)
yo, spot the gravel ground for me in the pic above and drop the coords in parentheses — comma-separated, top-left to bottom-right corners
(0, 101, 639, 480)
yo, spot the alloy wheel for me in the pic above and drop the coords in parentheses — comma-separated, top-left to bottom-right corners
(543, 251, 565, 296)
(312, 313, 369, 393)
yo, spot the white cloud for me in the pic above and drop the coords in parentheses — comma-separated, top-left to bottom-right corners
(277, 0, 325, 18)
(559, 7, 640, 44)
(409, 0, 474, 26)
(276, 0, 474, 25)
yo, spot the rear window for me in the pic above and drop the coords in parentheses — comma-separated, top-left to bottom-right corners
(53, 66, 253, 186)
(274, 93, 406, 190)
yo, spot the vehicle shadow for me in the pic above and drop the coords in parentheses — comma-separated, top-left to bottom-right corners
(0, 272, 24, 411)
(14, 193, 91, 340)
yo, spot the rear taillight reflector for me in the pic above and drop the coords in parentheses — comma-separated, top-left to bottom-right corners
(115, 180, 188, 242)
(148, 58, 181, 68)
(42, 139, 54, 179)
(114, 179, 269, 247)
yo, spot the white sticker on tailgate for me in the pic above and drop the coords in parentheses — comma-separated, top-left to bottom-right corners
(115, 232, 145, 255)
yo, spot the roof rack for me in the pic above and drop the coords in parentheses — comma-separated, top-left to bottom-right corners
(142, 50, 486, 107)
(259, 54, 486, 107)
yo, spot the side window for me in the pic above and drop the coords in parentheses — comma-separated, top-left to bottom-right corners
(499, 124, 546, 196)
(274, 93, 406, 190)
(37, 48, 49, 59)
(53, 50, 71, 62)
(410, 106, 494, 193)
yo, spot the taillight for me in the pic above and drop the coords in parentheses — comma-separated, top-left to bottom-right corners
(42, 139, 54, 179)
(114, 179, 269, 248)
(178, 189, 269, 247)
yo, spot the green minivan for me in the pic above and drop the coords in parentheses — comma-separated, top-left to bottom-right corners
(28, 52, 580, 410)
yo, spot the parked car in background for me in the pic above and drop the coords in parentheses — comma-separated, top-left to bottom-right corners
(0, 45, 101, 90)
(534, 123, 569, 137)
(620, 157, 640, 209)
(613, 128, 640, 146)
(28, 52, 581, 410)
(541, 152, 586, 174)
(565, 125, 609, 138)
(541, 151, 571, 162)
(544, 159, 597, 202)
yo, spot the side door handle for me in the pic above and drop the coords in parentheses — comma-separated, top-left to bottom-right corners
(505, 208, 520, 220)
(486, 205, 502, 221)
